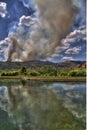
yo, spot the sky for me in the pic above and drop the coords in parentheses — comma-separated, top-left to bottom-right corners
(0, 0, 86, 62)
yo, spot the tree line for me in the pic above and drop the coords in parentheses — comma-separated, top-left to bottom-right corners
(0, 66, 86, 77)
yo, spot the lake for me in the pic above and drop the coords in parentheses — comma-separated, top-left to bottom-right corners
(0, 81, 86, 130)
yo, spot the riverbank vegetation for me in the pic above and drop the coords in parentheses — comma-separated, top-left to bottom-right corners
(0, 66, 86, 78)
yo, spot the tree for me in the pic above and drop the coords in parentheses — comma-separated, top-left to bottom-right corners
(68, 69, 86, 77)
(20, 66, 27, 75)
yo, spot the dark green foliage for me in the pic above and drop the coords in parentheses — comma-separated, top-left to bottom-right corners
(1, 71, 19, 76)
(57, 68, 71, 77)
(68, 69, 86, 77)
(38, 66, 57, 76)
(21, 80, 26, 86)
(29, 70, 40, 76)
(1, 73, 6, 76)
(0, 66, 86, 78)
(20, 66, 27, 75)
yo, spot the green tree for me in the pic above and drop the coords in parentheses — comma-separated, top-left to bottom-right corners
(68, 69, 86, 77)
(20, 66, 27, 75)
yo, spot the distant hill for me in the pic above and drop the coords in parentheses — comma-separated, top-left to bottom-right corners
(0, 60, 86, 70)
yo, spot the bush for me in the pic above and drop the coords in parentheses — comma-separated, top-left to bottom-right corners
(1, 72, 6, 76)
(1, 71, 19, 76)
(68, 69, 86, 77)
(57, 68, 71, 77)
(39, 66, 57, 76)
(29, 70, 40, 76)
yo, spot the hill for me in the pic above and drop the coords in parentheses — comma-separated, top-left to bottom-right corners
(0, 60, 86, 70)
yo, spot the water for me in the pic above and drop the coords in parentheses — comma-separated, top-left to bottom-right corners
(0, 81, 86, 130)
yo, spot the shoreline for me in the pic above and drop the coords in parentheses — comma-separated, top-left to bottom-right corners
(0, 77, 86, 82)
(26, 78, 86, 82)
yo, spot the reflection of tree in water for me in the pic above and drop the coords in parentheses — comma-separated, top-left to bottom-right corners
(0, 82, 85, 130)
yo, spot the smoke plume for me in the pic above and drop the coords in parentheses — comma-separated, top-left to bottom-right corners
(0, 0, 85, 62)
(7, 0, 78, 61)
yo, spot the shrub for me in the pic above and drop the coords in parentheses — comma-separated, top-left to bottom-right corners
(1, 72, 6, 76)
(68, 69, 86, 77)
(1, 71, 19, 76)
(29, 70, 40, 76)
(39, 66, 57, 76)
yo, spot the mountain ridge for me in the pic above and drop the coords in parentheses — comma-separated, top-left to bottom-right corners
(0, 60, 86, 70)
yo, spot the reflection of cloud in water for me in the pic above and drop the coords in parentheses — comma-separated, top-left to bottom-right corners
(0, 86, 10, 111)
(48, 82, 86, 122)
(0, 82, 85, 130)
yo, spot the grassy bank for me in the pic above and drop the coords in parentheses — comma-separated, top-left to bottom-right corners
(25, 77, 86, 82)
(0, 76, 86, 82)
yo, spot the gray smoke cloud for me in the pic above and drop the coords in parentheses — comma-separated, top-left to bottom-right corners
(0, 0, 85, 62)
(7, 0, 77, 61)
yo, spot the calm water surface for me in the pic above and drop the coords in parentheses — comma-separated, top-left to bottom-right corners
(0, 81, 86, 130)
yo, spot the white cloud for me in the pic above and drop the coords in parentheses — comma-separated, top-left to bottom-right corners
(65, 47, 81, 54)
(45, 26, 86, 62)
(55, 29, 84, 53)
(0, 2, 7, 18)
(55, 45, 70, 54)
(67, 28, 86, 40)
(62, 27, 86, 47)
(56, 26, 86, 53)
(19, 15, 38, 27)
(0, 38, 10, 61)
(62, 56, 74, 61)
(19, 0, 35, 9)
